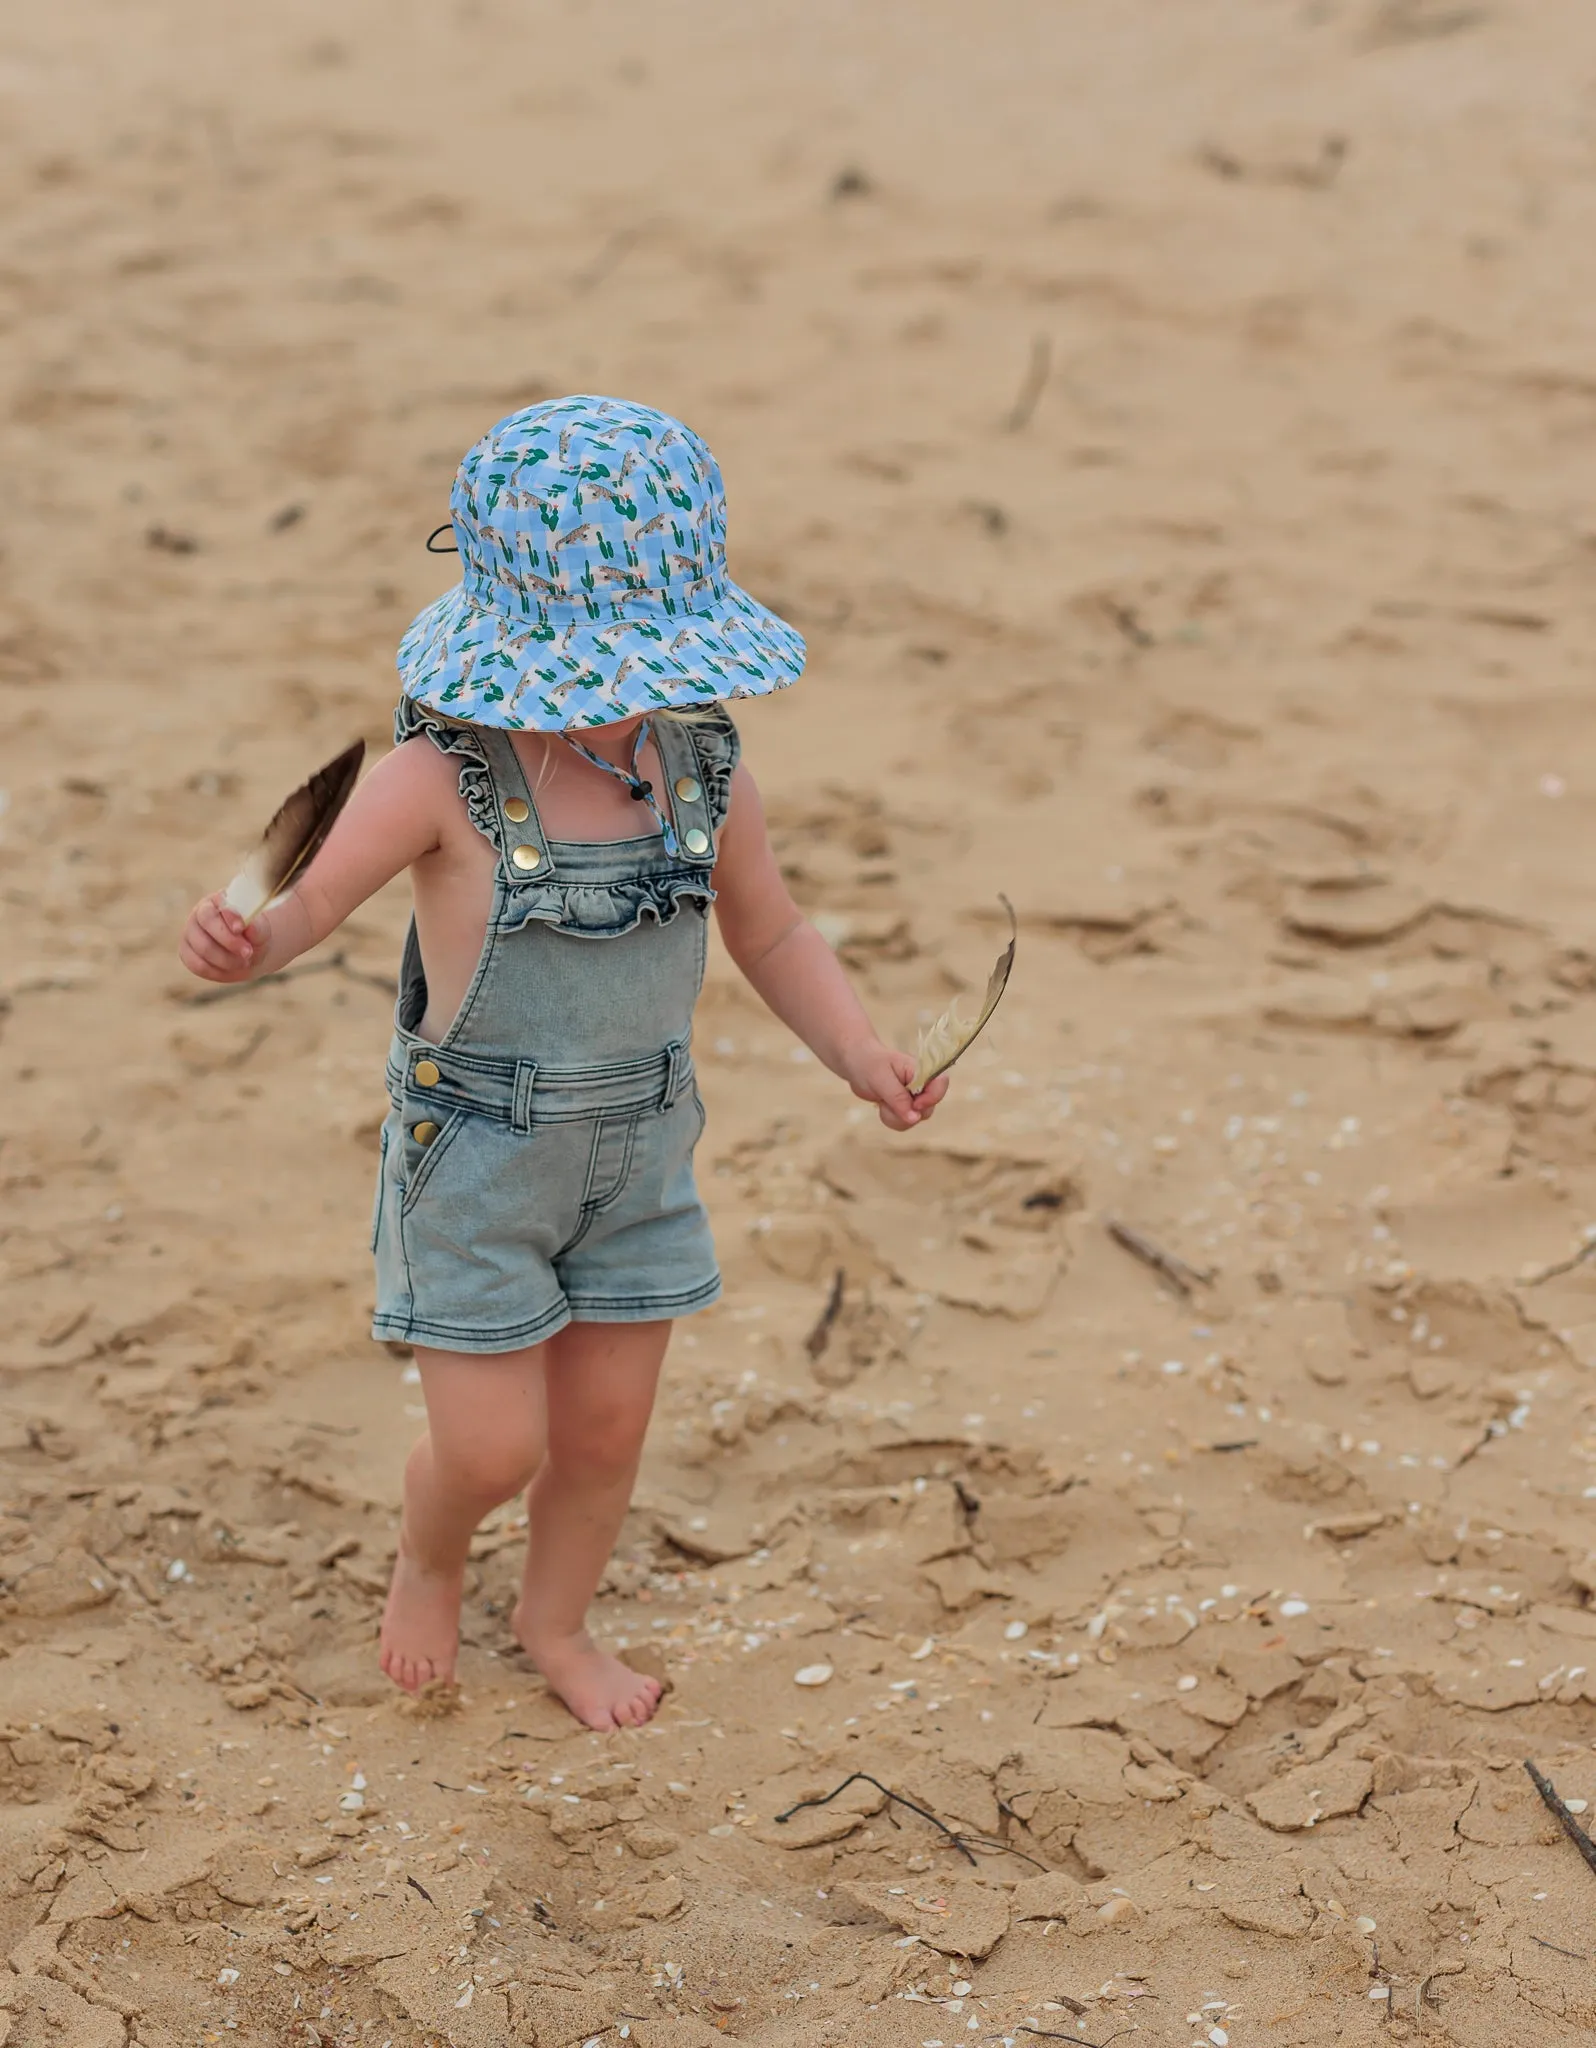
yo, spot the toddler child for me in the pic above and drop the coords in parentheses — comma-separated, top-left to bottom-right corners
(180, 396, 948, 1729)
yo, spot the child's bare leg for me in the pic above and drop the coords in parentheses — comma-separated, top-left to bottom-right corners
(512, 1319, 669, 1731)
(380, 1343, 547, 1693)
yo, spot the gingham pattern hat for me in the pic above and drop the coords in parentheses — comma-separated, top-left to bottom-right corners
(397, 395, 806, 729)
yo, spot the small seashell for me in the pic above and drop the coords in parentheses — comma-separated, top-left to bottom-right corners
(1176, 1674, 1199, 1692)
(910, 1638, 935, 1660)
(1096, 1896, 1138, 1924)
(794, 1664, 833, 1687)
(217, 1968, 240, 1985)
(1278, 1599, 1310, 1618)
(339, 1790, 365, 1812)
(1354, 1915, 1377, 1934)
(1209, 2031, 1229, 2046)
(1567, 1799, 1589, 1814)
(1004, 1621, 1028, 1641)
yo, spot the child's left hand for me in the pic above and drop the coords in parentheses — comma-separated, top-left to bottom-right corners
(842, 1042, 950, 1131)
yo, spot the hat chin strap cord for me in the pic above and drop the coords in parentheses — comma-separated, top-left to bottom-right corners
(562, 718, 680, 856)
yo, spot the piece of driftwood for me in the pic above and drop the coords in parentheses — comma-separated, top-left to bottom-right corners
(1525, 1759, 1596, 1879)
(1105, 1218, 1212, 1296)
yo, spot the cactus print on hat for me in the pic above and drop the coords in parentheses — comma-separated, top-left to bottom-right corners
(397, 395, 806, 730)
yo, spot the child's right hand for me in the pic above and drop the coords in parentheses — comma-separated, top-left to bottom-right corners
(179, 892, 265, 983)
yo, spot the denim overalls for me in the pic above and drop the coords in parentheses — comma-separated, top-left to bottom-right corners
(370, 701, 735, 1353)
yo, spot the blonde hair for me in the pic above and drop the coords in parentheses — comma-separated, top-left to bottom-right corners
(652, 703, 729, 728)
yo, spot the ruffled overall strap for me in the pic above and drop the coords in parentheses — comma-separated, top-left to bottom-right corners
(654, 708, 740, 863)
(393, 698, 557, 884)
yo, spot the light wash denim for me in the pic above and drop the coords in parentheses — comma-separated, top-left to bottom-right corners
(370, 701, 735, 1353)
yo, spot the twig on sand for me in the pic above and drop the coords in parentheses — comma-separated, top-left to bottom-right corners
(1525, 1759, 1596, 1879)
(1004, 333, 1052, 433)
(803, 1268, 846, 1361)
(1521, 1236, 1596, 1287)
(1530, 1934, 1586, 1960)
(1105, 1219, 1212, 1297)
(572, 222, 648, 295)
(1010, 2030, 1133, 2048)
(775, 1771, 984, 1865)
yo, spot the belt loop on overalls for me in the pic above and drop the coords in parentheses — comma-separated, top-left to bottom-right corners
(512, 1060, 539, 1134)
(480, 730, 554, 882)
(660, 1041, 688, 1111)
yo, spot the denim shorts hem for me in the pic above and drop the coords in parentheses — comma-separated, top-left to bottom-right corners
(370, 1298, 571, 1355)
(564, 1273, 722, 1322)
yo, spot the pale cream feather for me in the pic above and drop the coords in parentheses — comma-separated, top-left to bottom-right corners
(911, 896, 1017, 1092)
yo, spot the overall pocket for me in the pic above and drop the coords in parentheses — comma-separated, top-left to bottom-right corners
(398, 1106, 470, 1218)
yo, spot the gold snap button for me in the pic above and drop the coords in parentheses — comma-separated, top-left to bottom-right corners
(413, 1059, 441, 1089)
(673, 776, 702, 803)
(511, 843, 542, 871)
(411, 1120, 440, 1146)
(503, 797, 530, 823)
(683, 827, 711, 856)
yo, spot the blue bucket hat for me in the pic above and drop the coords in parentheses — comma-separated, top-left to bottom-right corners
(397, 395, 806, 729)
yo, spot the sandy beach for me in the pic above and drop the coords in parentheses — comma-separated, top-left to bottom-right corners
(8, 1, 1596, 2041)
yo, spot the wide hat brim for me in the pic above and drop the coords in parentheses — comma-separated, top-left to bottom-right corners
(397, 577, 806, 731)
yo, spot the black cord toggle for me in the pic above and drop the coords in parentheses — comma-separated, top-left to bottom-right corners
(628, 780, 653, 801)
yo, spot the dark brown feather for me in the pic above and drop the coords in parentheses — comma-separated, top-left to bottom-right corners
(223, 739, 365, 921)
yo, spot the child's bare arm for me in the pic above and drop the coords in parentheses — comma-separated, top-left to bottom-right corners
(712, 763, 948, 1130)
(178, 741, 448, 984)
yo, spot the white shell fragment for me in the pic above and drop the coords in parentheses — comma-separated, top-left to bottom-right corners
(794, 1664, 834, 1687)
(1004, 1620, 1029, 1640)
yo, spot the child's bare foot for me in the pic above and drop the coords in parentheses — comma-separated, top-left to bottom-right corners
(380, 1549, 464, 1694)
(513, 1606, 663, 1730)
